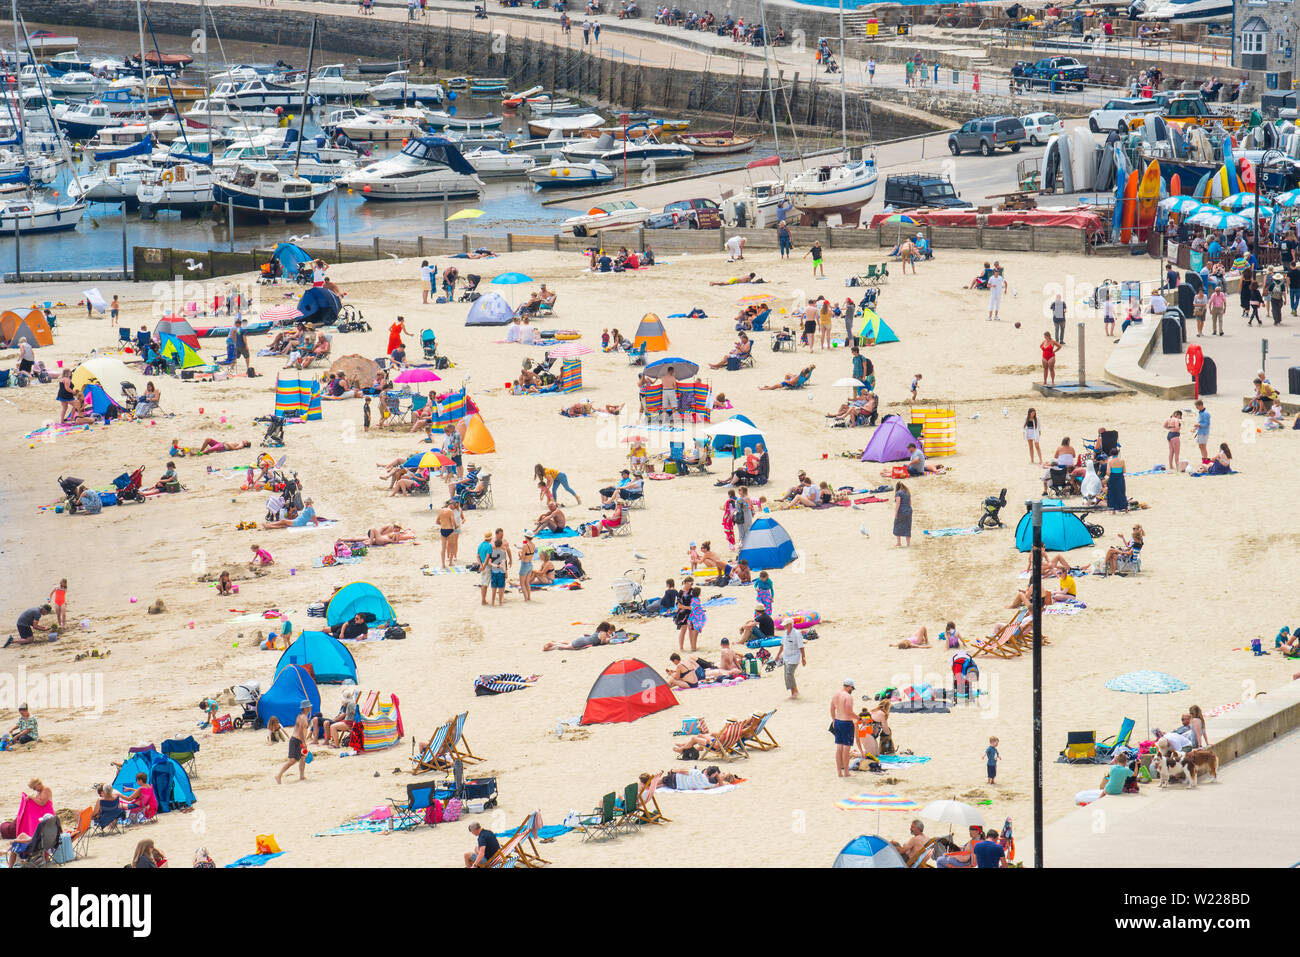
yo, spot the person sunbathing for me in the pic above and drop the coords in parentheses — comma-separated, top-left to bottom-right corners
(696, 541, 727, 572)
(709, 272, 762, 286)
(1104, 525, 1144, 574)
(542, 621, 615, 652)
(666, 654, 742, 691)
(1025, 546, 1074, 577)
(268, 325, 306, 353)
(708, 334, 753, 369)
(391, 468, 429, 496)
(563, 400, 624, 416)
(759, 365, 815, 390)
(1008, 585, 1066, 609)
(653, 766, 740, 789)
(263, 497, 322, 528)
(364, 524, 416, 545)
(198, 438, 251, 454)
(892, 625, 932, 649)
(533, 503, 566, 534)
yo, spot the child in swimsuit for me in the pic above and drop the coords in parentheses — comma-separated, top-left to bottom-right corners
(49, 579, 67, 629)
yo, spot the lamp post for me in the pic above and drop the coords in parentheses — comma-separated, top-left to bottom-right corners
(1030, 498, 1044, 870)
(1254, 147, 1285, 256)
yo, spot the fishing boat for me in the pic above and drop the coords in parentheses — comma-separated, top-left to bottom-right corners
(423, 110, 503, 132)
(321, 106, 424, 144)
(296, 64, 369, 99)
(562, 200, 651, 236)
(357, 58, 408, 75)
(527, 113, 605, 137)
(469, 76, 508, 95)
(527, 158, 615, 189)
(678, 131, 757, 155)
(0, 196, 85, 234)
(366, 71, 445, 106)
(784, 158, 877, 222)
(339, 135, 483, 200)
(443, 77, 468, 90)
(46, 51, 94, 74)
(217, 77, 316, 110)
(129, 50, 195, 68)
(68, 158, 155, 204)
(562, 132, 694, 172)
(463, 146, 534, 178)
(212, 161, 334, 223)
(136, 161, 215, 215)
(145, 77, 206, 104)
(501, 85, 544, 108)
(26, 31, 79, 55)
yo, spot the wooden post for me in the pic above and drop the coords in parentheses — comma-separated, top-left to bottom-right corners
(373, 237, 381, 259)
(418, 236, 425, 256)
(507, 233, 514, 253)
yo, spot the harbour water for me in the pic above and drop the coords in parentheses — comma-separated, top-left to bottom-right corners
(5, 21, 784, 275)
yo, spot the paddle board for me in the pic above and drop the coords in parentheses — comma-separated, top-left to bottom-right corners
(1120, 167, 1138, 243)
(1059, 132, 1075, 192)
(1223, 138, 1241, 193)
(1170, 172, 1181, 198)
(1136, 160, 1160, 241)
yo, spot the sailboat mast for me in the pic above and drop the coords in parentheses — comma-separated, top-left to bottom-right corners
(137, 0, 148, 93)
(293, 18, 318, 176)
(838, 0, 847, 160)
(757, 0, 781, 162)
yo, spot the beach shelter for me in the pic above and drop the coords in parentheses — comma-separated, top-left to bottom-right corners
(256, 663, 322, 730)
(111, 750, 196, 812)
(273, 370, 323, 421)
(737, 516, 797, 569)
(464, 292, 514, 326)
(159, 332, 206, 369)
(1013, 498, 1094, 552)
(326, 581, 395, 628)
(296, 286, 340, 326)
(558, 358, 582, 392)
(0, 311, 21, 343)
(861, 415, 918, 462)
(632, 313, 670, 352)
(72, 355, 138, 392)
(462, 413, 496, 454)
(854, 308, 898, 344)
(82, 382, 123, 417)
(275, 630, 358, 684)
(4, 309, 53, 348)
(832, 835, 908, 869)
(581, 657, 678, 725)
(83, 288, 109, 315)
(272, 241, 312, 276)
(154, 316, 200, 349)
(706, 413, 764, 454)
(350, 692, 405, 752)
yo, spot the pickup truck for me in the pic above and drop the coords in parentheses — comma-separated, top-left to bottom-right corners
(1087, 96, 1161, 133)
(1012, 56, 1089, 93)
(1156, 92, 1243, 131)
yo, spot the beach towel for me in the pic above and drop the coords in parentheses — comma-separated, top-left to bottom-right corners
(474, 673, 535, 695)
(689, 674, 754, 690)
(1189, 469, 1238, 477)
(1129, 466, 1169, 477)
(313, 555, 363, 568)
(286, 521, 338, 531)
(700, 595, 737, 609)
(659, 782, 739, 794)
(522, 577, 578, 590)
(875, 754, 931, 765)
(495, 823, 572, 840)
(420, 564, 473, 575)
(536, 527, 581, 539)
(225, 851, 286, 867)
(1044, 600, 1087, 616)
(922, 526, 982, 537)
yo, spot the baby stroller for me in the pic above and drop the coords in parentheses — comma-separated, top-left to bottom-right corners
(610, 567, 645, 615)
(336, 304, 370, 333)
(260, 415, 286, 448)
(294, 262, 314, 286)
(58, 475, 84, 513)
(458, 274, 482, 303)
(421, 328, 437, 360)
(231, 682, 262, 730)
(112, 466, 146, 503)
(978, 488, 1007, 529)
(857, 287, 879, 311)
(524, 355, 559, 386)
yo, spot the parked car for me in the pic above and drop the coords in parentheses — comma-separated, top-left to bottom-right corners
(883, 173, 972, 209)
(644, 197, 721, 229)
(1019, 111, 1063, 146)
(948, 116, 1026, 156)
(1087, 97, 1160, 133)
(1011, 56, 1089, 93)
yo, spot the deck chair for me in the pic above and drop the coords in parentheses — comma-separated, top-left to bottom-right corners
(1096, 717, 1135, 760)
(967, 612, 1026, 659)
(409, 719, 454, 774)
(750, 308, 770, 331)
(69, 806, 95, 860)
(1061, 730, 1097, 764)
(703, 718, 750, 760)
(447, 710, 482, 764)
(161, 735, 200, 778)
(489, 811, 550, 868)
(633, 786, 671, 826)
(737, 346, 756, 369)
(783, 369, 812, 390)
(459, 473, 493, 509)
(578, 792, 619, 842)
(627, 341, 647, 365)
(739, 709, 779, 751)
(907, 837, 940, 868)
(387, 781, 439, 829)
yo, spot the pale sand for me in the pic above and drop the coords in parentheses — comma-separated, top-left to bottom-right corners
(2, 245, 1287, 868)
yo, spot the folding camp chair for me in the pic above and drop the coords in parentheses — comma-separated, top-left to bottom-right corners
(447, 710, 482, 764)
(161, 736, 200, 778)
(387, 781, 439, 829)
(91, 800, 127, 837)
(578, 792, 619, 842)
(11, 815, 61, 868)
(1061, 730, 1097, 764)
(69, 806, 95, 860)
(489, 811, 550, 868)
(626, 342, 647, 366)
(383, 391, 413, 428)
(1096, 717, 1136, 760)
(600, 510, 632, 537)
(750, 308, 770, 331)
(410, 719, 454, 774)
(739, 709, 779, 751)
(702, 719, 749, 760)
(614, 782, 643, 833)
(458, 473, 493, 509)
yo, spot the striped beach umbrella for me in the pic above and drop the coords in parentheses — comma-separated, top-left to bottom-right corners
(1272, 189, 1300, 208)
(1158, 195, 1203, 215)
(737, 293, 776, 305)
(835, 792, 920, 832)
(546, 342, 592, 358)
(1219, 192, 1263, 212)
(402, 450, 455, 470)
(260, 303, 301, 323)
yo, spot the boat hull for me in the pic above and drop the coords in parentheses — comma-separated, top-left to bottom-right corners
(212, 182, 329, 223)
(0, 202, 85, 234)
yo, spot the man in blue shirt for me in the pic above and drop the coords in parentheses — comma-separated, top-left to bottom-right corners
(1207, 237, 1220, 262)
(476, 531, 494, 605)
(972, 831, 1007, 868)
(1193, 399, 1210, 462)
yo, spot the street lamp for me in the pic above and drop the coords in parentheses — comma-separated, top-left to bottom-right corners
(1029, 499, 1043, 870)
(1253, 147, 1285, 255)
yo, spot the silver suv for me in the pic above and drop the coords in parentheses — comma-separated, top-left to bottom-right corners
(948, 116, 1027, 156)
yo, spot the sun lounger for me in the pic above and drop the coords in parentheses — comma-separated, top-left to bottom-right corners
(410, 719, 453, 774)
(1096, 717, 1135, 759)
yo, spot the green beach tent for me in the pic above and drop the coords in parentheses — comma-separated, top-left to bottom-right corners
(854, 308, 898, 344)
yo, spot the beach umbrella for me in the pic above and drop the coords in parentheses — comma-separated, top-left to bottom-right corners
(328, 354, 379, 385)
(546, 342, 592, 358)
(1188, 209, 1250, 230)
(880, 212, 919, 242)
(832, 834, 907, 869)
(643, 356, 699, 379)
(489, 271, 532, 307)
(1219, 192, 1262, 212)
(1158, 195, 1204, 215)
(402, 450, 456, 469)
(832, 376, 865, 396)
(737, 292, 775, 306)
(1273, 189, 1300, 208)
(260, 302, 302, 324)
(704, 414, 766, 467)
(834, 793, 920, 833)
(920, 799, 984, 835)
(1104, 670, 1189, 738)
(446, 208, 484, 222)
(394, 368, 442, 384)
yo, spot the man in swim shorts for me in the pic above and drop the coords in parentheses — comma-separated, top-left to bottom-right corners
(831, 679, 856, 777)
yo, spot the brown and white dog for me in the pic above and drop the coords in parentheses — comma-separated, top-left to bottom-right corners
(1178, 749, 1219, 788)
(1154, 750, 1184, 789)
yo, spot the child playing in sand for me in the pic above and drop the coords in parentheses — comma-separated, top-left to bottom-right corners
(249, 544, 274, 570)
(217, 571, 233, 596)
(986, 736, 1000, 784)
(49, 579, 67, 630)
(198, 697, 219, 729)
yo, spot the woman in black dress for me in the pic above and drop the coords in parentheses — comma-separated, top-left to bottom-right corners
(892, 482, 912, 547)
(56, 370, 76, 422)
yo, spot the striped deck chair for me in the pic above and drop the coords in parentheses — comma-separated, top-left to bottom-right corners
(448, 710, 482, 764)
(907, 837, 940, 868)
(702, 719, 749, 760)
(968, 610, 1026, 659)
(739, 709, 779, 751)
(489, 811, 550, 868)
(409, 719, 454, 774)
(355, 689, 380, 717)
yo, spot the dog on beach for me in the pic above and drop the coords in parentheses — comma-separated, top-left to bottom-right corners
(1178, 748, 1219, 788)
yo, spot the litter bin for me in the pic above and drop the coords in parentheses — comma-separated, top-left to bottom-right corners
(1288, 365, 1300, 395)
(1199, 355, 1217, 395)
(1177, 283, 1194, 317)
(1161, 313, 1184, 354)
(1183, 270, 1202, 293)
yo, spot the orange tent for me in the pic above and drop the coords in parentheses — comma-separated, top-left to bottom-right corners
(632, 313, 669, 352)
(0, 311, 22, 343)
(17, 309, 54, 347)
(463, 414, 496, 454)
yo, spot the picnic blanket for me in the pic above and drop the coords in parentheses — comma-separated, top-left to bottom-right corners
(1044, 599, 1087, 616)
(700, 595, 737, 609)
(1190, 469, 1238, 477)
(225, 851, 286, 867)
(536, 527, 581, 539)
(923, 526, 983, 537)
(421, 564, 474, 575)
(875, 754, 931, 766)
(1129, 466, 1169, 477)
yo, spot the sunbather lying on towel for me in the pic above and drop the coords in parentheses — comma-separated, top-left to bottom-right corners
(709, 272, 763, 286)
(666, 652, 742, 689)
(652, 767, 741, 789)
(561, 401, 624, 416)
(759, 365, 815, 390)
(341, 524, 416, 546)
(262, 498, 325, 529)
(194, 438, 251, 455)
(891, 624, 934, 649)
(542, 621, 615, 652)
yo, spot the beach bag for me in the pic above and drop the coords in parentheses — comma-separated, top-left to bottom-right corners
(384, 625, 407, 641)
(423, 799, 444, 825)
(726, 355, 740, 371)
(52, 831, 75, 865)
(442, 798, 462, 822)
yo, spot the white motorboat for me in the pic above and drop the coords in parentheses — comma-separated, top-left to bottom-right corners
(527, 158, 615, 189)
(562, 133, 694, 172)
(183, 99, 282, 130)
(26, 32, 80, 55)
(423, 110, 503, 132)
(68, 159, 155, 204)
(47, 51, 94, 74)
(366, 71, 445, 106)
(562, 200, 651, 236)
(54, 102, 122, 140)
(210, 65, 263, 84)
(90, 123, 153, 147)
(296, 64, 369, 99)
(212, 161, 334, 223)
(0, 197, 85, 234)
(45, 70, 97, 97)
(321, 106, 423, 144)
(137, 162, 215, 214)
(463, 146, 534, 178)
(17, 64, 54, 86)
(509, 130, 588, 159)
(339, 135, 483, 200)
(216, 78, 316, 111)
(784, 159, 877, 220)
(528, 113, 605, 137)
(1136, 0, 1232, 22)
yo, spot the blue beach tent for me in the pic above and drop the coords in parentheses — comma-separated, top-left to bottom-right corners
(1014, 498, 1094, 552)
(256, 663, 321, 729)
(275, 630, 358, 684)
(272, 242, 312, 276)
(296, 285, 340, 326)
(111, 750, 196, 812)
(737, 516, 797, 570)
(464, 292, 515, 326)
(325, 581, 395, 628)
(710, 413, 764, 454)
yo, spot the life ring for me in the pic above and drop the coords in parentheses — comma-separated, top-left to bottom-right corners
(162, 169, 174, 183)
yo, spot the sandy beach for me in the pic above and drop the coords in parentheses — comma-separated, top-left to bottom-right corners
(2, 240, 1289, 869)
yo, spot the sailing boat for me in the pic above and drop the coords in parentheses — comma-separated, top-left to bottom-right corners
(783, 0, 876, 223)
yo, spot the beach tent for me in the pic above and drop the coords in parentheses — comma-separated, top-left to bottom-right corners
(72, 355, 138, 392)
(272, 241, 312, 276)
(350, 692, 405, 752)
(275, 630, 358, 684)
(82, 382, 123, 417)
(3, 308, 53, 348)
(111, 750, 196, 812)
(463, 413, 496, 454)
(707, 413, 764, 454)
(854, 308, 898, 344)
(155, 316, 200, 349)
(273, 370, 323, 421)
(256, 663, 322, 730)
(833, 835, 907, 868)
(632, 313, 670, 352)
(326, 581, 395, 628)
(581, 657, 678, 725)
(861, 414, 919, 462)
(1014, 498, 1094, 552)
(737, 516, 797, 569)
(296, 285, 340, 326)
(464, 292, 514, 326)
(159, 332, 206, 369)
(558, 358, 582, 392)
(0, 311, 21, 343)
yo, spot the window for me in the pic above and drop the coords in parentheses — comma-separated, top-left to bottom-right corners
(1242, 32, 1264, 55)
(1241, 17, 1268, 56)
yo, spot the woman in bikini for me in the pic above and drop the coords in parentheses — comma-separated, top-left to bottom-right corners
(891, 625, 932, 649)
(198, 438, 251, 454)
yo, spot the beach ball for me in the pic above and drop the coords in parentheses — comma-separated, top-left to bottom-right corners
(219, 416, 227, 424)
(129, 596, 137, 603)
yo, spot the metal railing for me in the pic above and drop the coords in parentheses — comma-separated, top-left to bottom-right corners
(995, 26, 1233, 70)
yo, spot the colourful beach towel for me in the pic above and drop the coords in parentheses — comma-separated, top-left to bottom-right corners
(922, 526, 982, 537)
(1190, 469, 1238, 477)
(225, 851, 286, 867)
(420, 564, 473, 575)
(313, 555, 363, 568)
(700, 595, 737, 608)
(875, 754, 931, 766)
(495, 823, 572, 840)
(536, 527, 581, 539)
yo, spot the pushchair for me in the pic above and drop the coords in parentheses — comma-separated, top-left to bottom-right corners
(458, 274, 482, 303)
(610, 567, 645, 615)
(421, 328, 437, 360)
(524, 355, 559, 386)
(231, 681, 262, 730)
(112, 466, 146, 503)
(294, 262, 314, 286)
(260, 415, 286, 448)
(58, 475, 84, 513)
(336, 304, 370, 333)
(978, 488, 1007, 529)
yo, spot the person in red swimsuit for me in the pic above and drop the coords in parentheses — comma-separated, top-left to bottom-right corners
(1040, 333, 1062, 386)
